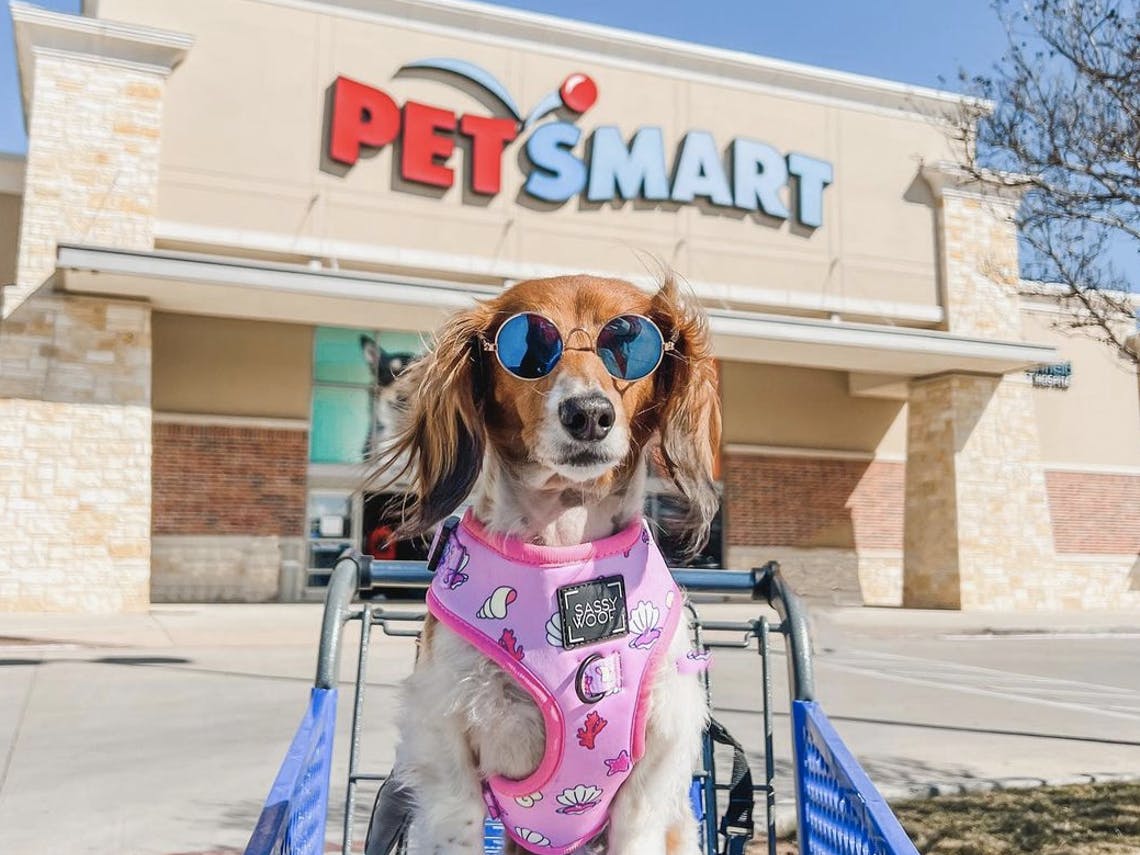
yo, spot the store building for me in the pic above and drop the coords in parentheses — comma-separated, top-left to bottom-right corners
(1, 0, 1137, 613)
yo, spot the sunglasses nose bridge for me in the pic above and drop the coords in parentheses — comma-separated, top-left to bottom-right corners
(562, 326, 594, 350)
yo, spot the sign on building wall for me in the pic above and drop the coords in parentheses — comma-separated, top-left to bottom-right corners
(326, 59, 833, 227)
(1027, 361, 1072, 389)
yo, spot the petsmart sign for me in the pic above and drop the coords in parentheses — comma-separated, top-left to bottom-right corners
(327, 59, 834, 227)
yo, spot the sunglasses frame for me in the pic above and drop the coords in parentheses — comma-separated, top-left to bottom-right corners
(481, 311, 676, 382)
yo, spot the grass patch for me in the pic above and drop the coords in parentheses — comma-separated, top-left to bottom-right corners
(755, 782, 1140, 854)
(893, 782, 1140, 855)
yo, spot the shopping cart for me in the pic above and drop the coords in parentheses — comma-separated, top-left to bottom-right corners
(243, 547, 919, 855)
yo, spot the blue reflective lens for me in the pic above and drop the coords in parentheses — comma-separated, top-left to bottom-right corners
(596, 315, 664, 381)
(495, 313, 563, 379)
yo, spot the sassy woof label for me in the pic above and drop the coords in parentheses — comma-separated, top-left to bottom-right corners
(557, 576, 628, 648)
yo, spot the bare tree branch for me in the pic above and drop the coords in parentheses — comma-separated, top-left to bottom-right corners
(953, 0, 1139, 365)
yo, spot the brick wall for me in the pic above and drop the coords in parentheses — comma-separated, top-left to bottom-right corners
(1046, 470, 1140, 554)
(153, 422, 308, 536)
(724, 453, 904, 550)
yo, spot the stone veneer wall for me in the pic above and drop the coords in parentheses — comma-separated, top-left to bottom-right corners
(150, 421, 308, 601)
(724, 453, 905, 604)
(150, 536, 303, 603)
(0, 297, 152, 612)
(1, 11, 186, 612)
(10, 55, 165, 316)
(904, 375, 1058, 610)
(902, 174, 1060, 610)
(1051, 555, 1140, 609)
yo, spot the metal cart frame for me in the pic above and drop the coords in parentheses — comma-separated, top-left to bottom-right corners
(244, 553, 919, 855)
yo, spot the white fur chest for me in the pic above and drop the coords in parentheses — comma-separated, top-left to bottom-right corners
(409, 624, 547, 781)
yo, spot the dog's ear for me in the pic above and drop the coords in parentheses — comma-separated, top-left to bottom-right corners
(649, 275, 722, 558)
(367, 305, 493, 538)
(360, 335, 380, 373)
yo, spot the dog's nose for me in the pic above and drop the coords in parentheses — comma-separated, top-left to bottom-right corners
(559, 395, 615, 441)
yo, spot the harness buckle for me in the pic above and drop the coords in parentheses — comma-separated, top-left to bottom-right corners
(426, 516, 461, 572)
(720, 819, 754, 855)
(575, 652, 623, 703)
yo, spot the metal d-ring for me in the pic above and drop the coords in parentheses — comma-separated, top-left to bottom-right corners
(575, 653, 606, 704)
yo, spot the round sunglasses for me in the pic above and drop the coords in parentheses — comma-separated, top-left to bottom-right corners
(481, 312, 675, 381)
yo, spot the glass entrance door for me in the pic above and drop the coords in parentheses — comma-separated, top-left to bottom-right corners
(305, 489, 358, 589)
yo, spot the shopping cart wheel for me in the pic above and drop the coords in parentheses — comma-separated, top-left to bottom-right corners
(364, 775, 413, 855)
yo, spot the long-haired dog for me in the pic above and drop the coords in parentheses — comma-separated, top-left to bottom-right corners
(370, 274, 721, 854)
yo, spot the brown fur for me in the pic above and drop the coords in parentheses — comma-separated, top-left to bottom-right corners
(380, 274, 718, 854)
(368, 273, 722, 556)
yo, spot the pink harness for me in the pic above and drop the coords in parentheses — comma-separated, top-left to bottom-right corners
(426, 512, 709, 855)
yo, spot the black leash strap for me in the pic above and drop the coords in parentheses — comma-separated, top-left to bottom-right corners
(708, 717, 755, 855)
(364, 774, 413, 855)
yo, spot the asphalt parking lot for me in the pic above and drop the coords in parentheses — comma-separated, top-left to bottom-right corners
(1, 601, 1138, 855)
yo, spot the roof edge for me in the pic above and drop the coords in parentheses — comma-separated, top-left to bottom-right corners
(55, 243, 1052, 378)
(10, 1, 193, 122)
(263, 0, 993, 117)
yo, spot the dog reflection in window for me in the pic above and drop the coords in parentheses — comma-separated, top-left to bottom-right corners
(361, 335, 419, 459)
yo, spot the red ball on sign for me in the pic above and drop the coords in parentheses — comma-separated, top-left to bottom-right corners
(559, 73, 598, 113)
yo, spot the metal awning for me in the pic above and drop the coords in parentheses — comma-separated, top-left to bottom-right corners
(54, 243, 1057, 378)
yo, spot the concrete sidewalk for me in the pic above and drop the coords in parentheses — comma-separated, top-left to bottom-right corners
(1, 600, 1139, 854)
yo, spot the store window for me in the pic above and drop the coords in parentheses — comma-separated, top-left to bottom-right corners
(645, 490, 724, 569)
(306, 490, 355, 588)
(306, 327, 430, 587)
(310, 326, 425, 463)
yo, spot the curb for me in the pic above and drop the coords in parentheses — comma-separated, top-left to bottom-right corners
(938, 629, 1140, 640)
(877, 770, 1140, 800)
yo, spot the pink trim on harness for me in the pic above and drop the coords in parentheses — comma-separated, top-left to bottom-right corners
(426, 512, 693, 855)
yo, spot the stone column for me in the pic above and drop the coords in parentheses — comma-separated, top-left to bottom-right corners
(903, 165, 1058, 610)
(0, 6, 190, 612)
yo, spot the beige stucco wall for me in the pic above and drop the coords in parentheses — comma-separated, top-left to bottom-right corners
(721, 361, 906, 456)
(1020, 306, 1140, 468)
(152, 313, 312, 418)
(93, 0, 951, 314)
(0, 193, 21, 285)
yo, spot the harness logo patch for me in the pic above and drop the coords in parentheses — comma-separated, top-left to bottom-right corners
(557, 576, 628, 648)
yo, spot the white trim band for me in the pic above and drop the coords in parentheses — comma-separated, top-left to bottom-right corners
(1044, 462, 1140, 477)
(724, 443, 905, 463)
(55, 243, 1057, 376)
(153, 412, 310, 431)
(154, 219, 945, 325)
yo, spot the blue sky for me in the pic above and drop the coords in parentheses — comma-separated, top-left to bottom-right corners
(1, 0, 78, 152)
(0, 0, 1009, 154)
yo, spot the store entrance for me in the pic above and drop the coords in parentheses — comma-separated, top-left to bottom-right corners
(304, 485, 723, 591)
(304, 489, 430, 590)
(361, 493, 432, 563)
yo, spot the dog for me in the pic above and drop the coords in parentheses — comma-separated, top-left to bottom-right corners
(369, 274, 721, 855)
(360, 335, 419, 459)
